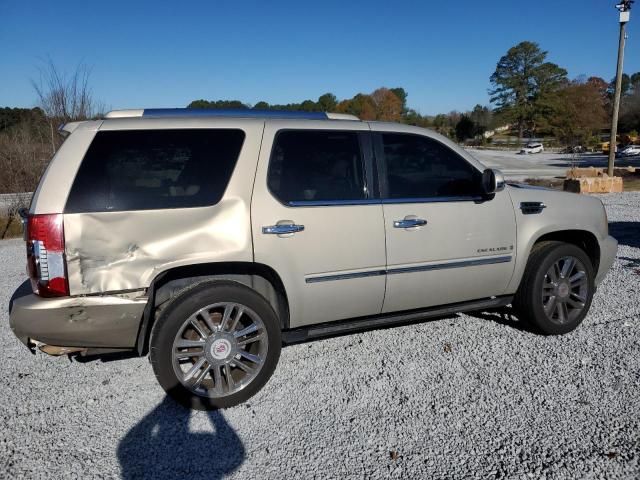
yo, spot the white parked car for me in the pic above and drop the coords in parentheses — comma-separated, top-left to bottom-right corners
(520, 142, 544, 154)
(616, 145, 640, 158)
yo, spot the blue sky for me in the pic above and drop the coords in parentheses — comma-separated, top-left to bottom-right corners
(1, 0, 639, 115)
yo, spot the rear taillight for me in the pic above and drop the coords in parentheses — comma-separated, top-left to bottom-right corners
(26, 214, 69, 297)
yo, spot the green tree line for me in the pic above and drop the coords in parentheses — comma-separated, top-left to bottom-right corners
(490, 41, 640, 146)
(188, 88, 495, 139)
(188, 41, 640, 146)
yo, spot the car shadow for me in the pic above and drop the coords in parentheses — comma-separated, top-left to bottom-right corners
(618, 257, 640, 273)
(8, 279, 31, 314)
(117, 395, 245, 479)
(544, 153, 605, 167)
(547, 159, 596, 168)
(609, 222, 640, 249)
(464, 306, 539, 334)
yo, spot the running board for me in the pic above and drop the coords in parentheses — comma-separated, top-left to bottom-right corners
(281, 296, 513, 344)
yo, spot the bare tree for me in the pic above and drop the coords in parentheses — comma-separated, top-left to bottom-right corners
(0, 112, 50, 194)
(0, 59, 102, 235)
(32, 59, 98, 153)
(0, 114, 50, 237)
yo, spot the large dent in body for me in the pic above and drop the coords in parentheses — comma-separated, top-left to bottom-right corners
(9, 285, 147, 348)
(64, 197, 252, 295)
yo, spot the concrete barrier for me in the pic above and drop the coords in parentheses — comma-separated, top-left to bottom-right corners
(564, 176, 624, 193)
(566, 166, 636, 179)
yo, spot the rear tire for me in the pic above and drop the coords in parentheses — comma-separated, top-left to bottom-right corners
(150, 281, 281, 410)
(513, 241, 594, 335)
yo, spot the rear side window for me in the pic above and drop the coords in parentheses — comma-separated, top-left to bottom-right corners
(379, 133, 481, 199)
(65, 129, 245, 213)
(267, 130, 366, 205)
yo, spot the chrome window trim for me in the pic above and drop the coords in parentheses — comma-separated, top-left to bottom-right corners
(289, 199, 381, 207)
(288, 196, 484, 207)
(305, 256, 512, 283)
(381, 195, 484, 205)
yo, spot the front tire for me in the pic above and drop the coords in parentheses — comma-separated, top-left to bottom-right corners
(150, 281, 282, 410)
(513, 242, 595, 335)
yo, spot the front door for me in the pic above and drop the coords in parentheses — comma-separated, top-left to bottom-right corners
(371, 128, 517, 313)
(251, 121, 386, 328)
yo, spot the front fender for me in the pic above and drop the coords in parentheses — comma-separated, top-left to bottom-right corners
(505, 185, 608, 293)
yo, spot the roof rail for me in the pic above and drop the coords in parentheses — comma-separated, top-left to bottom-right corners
(104, 108, 359, 121)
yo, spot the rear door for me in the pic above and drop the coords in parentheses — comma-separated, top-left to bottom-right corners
(251, 120, 386, 328)
(372, 126, 517, 313)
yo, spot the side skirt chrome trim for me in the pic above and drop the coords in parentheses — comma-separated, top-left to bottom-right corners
(386, 256, 513, 275)
(282, 295, 513, 344)
(305, 256, 512, 284)
(305, 270, 386, 284)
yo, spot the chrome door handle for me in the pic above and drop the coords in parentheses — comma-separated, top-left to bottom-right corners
(262, 224, 305, 235)
(393, 218, 427, 229)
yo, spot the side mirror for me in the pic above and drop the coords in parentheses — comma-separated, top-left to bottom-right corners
(481, 169, 506, 195)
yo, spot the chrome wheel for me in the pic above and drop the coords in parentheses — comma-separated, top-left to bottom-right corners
(171, 302, 268, 398)
(542, 256, 589, 325)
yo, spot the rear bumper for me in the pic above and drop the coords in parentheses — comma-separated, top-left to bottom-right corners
(596, 235, 618, 285)
(9, 280, 147, 351)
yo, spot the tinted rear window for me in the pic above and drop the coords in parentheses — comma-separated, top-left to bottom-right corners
(65, 129, 244, 213)
(267, 130, 366, 204)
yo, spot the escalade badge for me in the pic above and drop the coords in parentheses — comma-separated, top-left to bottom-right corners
(477, 245, 514, 254)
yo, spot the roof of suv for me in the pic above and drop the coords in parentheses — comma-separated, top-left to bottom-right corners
(104, 108, 360, 121)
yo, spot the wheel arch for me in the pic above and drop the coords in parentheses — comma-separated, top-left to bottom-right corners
(135, 262, 289, 355)
(532, 230, 600, 273)
(508, 228, 601, 294)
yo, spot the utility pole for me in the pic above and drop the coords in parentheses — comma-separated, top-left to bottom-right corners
(608, 1, 633, 176)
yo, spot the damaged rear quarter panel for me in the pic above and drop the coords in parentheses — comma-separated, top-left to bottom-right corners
(61, 118, 264, 295)
(64, 197, 253, 294)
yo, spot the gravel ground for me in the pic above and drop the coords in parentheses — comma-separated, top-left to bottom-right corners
(1, 193, 639, 479)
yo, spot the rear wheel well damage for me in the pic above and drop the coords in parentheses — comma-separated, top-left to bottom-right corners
(135, 262, 289, 356)
(532, 230, 600, 272)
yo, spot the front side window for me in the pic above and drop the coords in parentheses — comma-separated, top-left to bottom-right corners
(267, 130, 367, 204)
(379, 133, 481, 199)
(65, 129, 245, 213)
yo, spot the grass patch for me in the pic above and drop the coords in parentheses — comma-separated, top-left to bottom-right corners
(1, 214, 24, 239)
(623, 178, 640, 192)
(617, 170, 640, 192)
